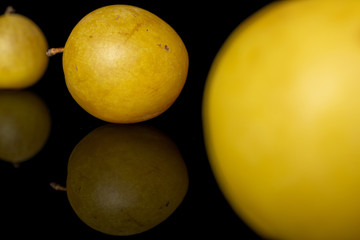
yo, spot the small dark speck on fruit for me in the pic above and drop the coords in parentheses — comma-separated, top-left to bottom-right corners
(157, 43, 170, 51)
(75, 65, 78, 71)
(159, 201, 170, 210)
(115, 15, 120, 20)
(89, 35, 93, 38)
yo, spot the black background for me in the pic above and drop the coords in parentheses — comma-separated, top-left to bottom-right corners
(0, 1, 273, 239)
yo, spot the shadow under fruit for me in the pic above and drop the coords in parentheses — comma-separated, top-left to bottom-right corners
(66, 124, 189, 236)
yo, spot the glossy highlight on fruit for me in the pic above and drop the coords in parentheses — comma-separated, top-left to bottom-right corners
(0, 7, 48, 89)
(66, 124, 188, 236)
(0, 90, 51, 165)
(62, 5, 189, 123)
(203, 1, 360, 240)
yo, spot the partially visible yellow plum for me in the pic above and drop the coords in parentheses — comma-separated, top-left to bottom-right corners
(0, 90, 51, 165)
(203, 1, 360, 239)
(0, 7, 48, 89)
(66, 124, 189, 236)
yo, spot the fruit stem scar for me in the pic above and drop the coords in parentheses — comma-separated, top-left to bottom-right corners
(46, 47, 64, 57)
(5, 6, 15, 14)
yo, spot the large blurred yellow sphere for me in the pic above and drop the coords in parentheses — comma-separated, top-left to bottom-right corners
(203, 1, 360, 240)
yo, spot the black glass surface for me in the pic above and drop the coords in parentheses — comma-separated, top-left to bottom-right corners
(0, 1, 273, 238)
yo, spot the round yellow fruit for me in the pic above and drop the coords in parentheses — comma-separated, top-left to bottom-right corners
(62, 5, 189, 123)
(203, 1, 360, 240)
(66, 124, 188, 236)
(0, 90, 51, 165)
(0, 8, 48, 89)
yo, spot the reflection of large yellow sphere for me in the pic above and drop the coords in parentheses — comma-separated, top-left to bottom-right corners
(67, 124, 188, 236)
(0, 91, 51, 164)
(203, 2, 360, 240)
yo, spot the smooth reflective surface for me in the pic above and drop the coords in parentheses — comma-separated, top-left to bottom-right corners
(0, 90, 51, 165)
(67, 124, 189, 236)
(0, 0, 271, 239)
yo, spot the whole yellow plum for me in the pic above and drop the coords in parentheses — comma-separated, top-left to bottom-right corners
(203, 1, 360, 240)
(0, 7, 48, 89)
(61, 5, 188, 123)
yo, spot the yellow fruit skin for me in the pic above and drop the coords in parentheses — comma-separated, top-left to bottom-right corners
(0, 13, 48, 89)
(203, 1, 360, 240)
(63, 5, 189, 123)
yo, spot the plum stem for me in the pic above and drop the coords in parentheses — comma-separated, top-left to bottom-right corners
(46, 48, 64, 57)
(50, 182, 67, 191)
(5, 6, 15, 14)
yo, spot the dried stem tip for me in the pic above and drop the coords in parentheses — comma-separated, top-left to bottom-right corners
(50, 182, 67, 191)
(5, 6, 15, 14)
(46, 47, 64, 57)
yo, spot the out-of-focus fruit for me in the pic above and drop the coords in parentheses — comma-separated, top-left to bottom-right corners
(203, 1, 360, 240)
